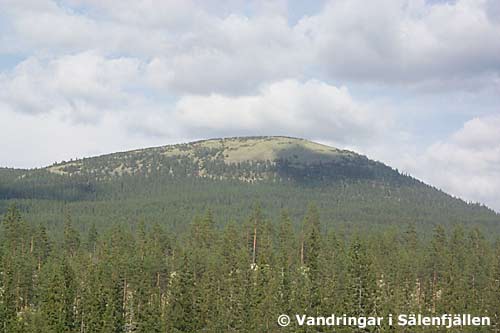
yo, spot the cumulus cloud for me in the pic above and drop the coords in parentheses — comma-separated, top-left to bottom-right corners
(1, 0, 309, 95)
(144, 15, 309, 95)
(0, 76, 392, 166)
(0, 107, 180, 168)
(1, 0, 500, 210)
(297, 0, 500, 89)
(0, 52, 146, 122)
(403, 115, 500, 211)
(3, 0, 499, 94)
(175, 79, 391, 144)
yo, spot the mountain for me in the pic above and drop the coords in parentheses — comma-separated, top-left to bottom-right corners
(43, 136, 406, 184)
(0, 136, 498, 234)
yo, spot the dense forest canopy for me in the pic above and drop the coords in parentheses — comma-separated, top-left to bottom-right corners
(0, 137, 498, 236)
(1, 136, 499, 332)
(1, 205, 500, 332)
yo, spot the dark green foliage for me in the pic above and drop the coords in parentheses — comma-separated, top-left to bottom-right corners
(1, 137, 500, 332)
(0, 206, 498, 332)
(346, 237, 377, 319)
(169, 252, 198, 332)
(0, 137, 498, 239)
(38, 257, 75, 332)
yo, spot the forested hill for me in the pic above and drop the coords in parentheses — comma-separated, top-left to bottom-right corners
(0, 136, 498, 233)
(44, 136, 409, 184)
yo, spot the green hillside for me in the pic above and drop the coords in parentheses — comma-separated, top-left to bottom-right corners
(2, 136, 500, 332)
(0, 136, 497, 235)
(42, 136, 399, 183)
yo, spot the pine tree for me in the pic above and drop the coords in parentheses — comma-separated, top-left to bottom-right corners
(168, 252, 198, 332)
(346, 237, 377, 321)
(79, 265, 105, 333)
(277, 211, 295, 314)
(1, 205, 35, 330)
(218, 222, 249, 331)
(33, 225, 51, 270)
(489, 239, 500, 332)
(467, 228, 490, 314)
(0, 256, 19, 333)
(135, 284, 162, 333)
(249, 218, 277, 332)
(445, 225, 468, 312)
(429, 224, 448, 314)
(38, 257, 76, 332)
(63, 213, 80, 257)
(2, 205, 22, 252)
(303, 204, 322, 315)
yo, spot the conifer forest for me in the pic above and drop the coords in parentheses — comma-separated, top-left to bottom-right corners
(1, 137, 499, 332)
(2, 0, 500, 331)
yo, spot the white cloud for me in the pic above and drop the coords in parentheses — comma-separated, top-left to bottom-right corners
(144, 14, 309, 95)
(451, 116, 500, 147)
(0, 76, 391, 167)
(0, 108, 179, 168)
(486, 0, 500, 22)
(0, 52, 146, 122)
(175, 79, 391, 144)
(1, 0, 308, 95)
(297, 0, 500, 89)
(2, 0, 500, 93)
(402, 115, 500, 211)
(1, 0, 500, 210)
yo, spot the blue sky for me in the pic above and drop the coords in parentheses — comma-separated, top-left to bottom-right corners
(0, 0, 499, 211)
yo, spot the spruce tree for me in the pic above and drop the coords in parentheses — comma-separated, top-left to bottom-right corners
(303, 204, 322, 315)
(346, 237, 377, 322)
